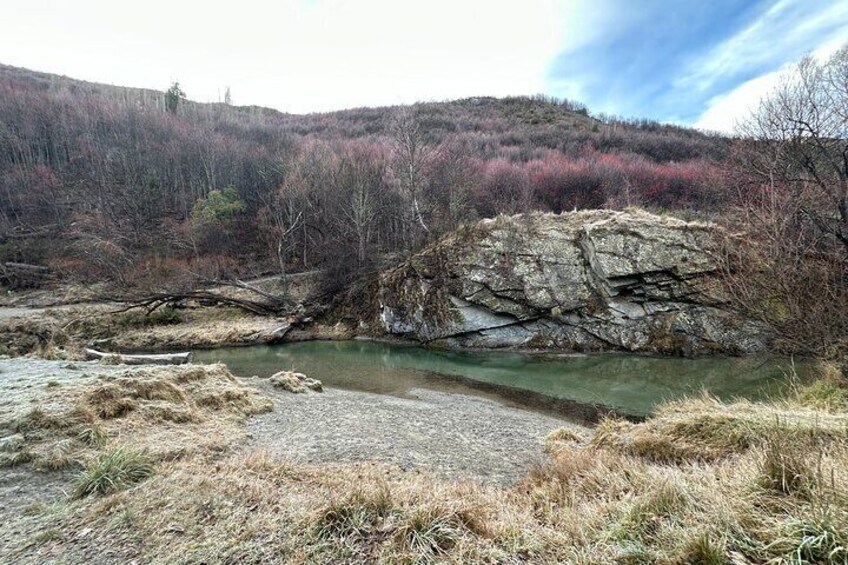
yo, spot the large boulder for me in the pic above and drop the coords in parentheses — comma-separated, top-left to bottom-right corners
(378, 210, 767, 355)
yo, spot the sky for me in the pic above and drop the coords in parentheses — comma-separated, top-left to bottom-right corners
(2, 0, 847, 132)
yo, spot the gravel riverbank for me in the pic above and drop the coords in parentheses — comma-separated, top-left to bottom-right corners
(244, 379, 576, 484)
(1, 358, 577, 491)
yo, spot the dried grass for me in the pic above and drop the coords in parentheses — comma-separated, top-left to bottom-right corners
(4, 365, 848, 564)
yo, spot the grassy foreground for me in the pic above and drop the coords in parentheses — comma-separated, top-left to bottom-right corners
(3, 361, 848, 564)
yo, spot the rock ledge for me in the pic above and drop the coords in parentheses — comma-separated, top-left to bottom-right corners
(378, 210, 766, 355)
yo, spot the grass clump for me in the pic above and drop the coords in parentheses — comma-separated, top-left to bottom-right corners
(678, 533, 727, 565)
(792, 362, 848, 412)
(393, 502, 484, 561)
(38, 438, 77, 470)
(308, 478, 491, 563)
(14, 406, 102, 443)
(315, 486, 394, 542)
(0, 433, 25, 452)
(75, 422, 107, 447)
(795, 379, 848, 411)
(85, 385, 140, 418)
(622, 481, 690, 538)
(82, 365, 269, 426)
(0, 449, 35, 468)
(781, 514, 848, 564)
(591, 393, 848, 463)
(543, 426, 583, 454)
(73, 446, 154, 498)
(31, 528, 65, 544)
(757, 434, 821, 499)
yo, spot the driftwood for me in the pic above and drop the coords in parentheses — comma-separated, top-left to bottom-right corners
(1, 261, 55, 288)
(85, 348, 193, 365)
(0, 228, 55, 242)
(3, 262, 51, 273)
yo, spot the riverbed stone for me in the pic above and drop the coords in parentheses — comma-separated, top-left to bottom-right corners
(378, 210, 768, 355)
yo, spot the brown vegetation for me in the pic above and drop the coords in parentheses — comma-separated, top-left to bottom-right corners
(0, 63, 728, 301)
(718, 44, 848, 358)
(6, 366, 848, 564)
(0, 300, 298, 358)
(0, 363, 271, 475)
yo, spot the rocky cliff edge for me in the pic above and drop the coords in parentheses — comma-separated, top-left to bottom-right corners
(378, 210, 766, 355)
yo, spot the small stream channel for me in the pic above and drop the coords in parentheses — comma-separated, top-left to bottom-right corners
(194, 340, 808, 420)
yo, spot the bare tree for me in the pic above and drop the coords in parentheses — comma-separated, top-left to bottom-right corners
(390, 108, 438, 247)
(721, 42, 848, 355)
(427, 138, 476, 232)
(337, 147, 385, 265)
(262, 174, 306, 288)
(739, 44, 848, 254)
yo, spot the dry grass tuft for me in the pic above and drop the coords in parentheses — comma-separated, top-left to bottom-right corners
(85, 385, 140, 419)
(392, 502, 480, 561)
(757, 433, 822, 499)
(792, 361, 848, 412)
(80, 364, 270, 429)
(313, 485, 395, 542)
(543, 426, 583, 454)
(677, 533, 727, 565)
(591, 393, 848, 463)
(73, 446, 154, 498)
(2, 363, 270, 477)
(0, 449, 35, 468)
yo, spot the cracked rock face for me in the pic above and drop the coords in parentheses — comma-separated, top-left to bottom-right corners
(378, 210, 767, 355)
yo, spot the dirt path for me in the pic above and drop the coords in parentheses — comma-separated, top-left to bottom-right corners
(245, 378, 574, 484)
(0, 305, 94, 321)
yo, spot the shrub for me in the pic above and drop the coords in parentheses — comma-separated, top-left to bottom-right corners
(73, 446, 154, 498)
(314, 486, 394, 541)
(717, 180, 848, 357)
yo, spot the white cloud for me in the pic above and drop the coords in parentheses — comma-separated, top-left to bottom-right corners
(691, 69, 783, 133)
(1, 0, 564, 113)
(677, 0, 848, 94)
(693, 27, 848, 133)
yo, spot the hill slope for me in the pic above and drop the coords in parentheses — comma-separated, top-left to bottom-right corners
(0, 63, 730, 289)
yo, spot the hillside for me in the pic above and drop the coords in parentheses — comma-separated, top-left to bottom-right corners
(0, 63, 726, 155)
(1, 63, 730, 290)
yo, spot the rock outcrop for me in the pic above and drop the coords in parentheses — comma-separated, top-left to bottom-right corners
(378, 210, 767, 355)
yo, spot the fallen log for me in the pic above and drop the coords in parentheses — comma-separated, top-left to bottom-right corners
(1, 261, 56, 289)
(4, 262, 52, 273)
(111, 289, 289, 316)
(85, 348, 193, 366)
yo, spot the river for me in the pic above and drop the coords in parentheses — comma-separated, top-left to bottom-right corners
(194, 340, 806, 419)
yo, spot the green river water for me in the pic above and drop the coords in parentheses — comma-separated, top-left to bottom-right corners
(194, 340, 807, 419)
